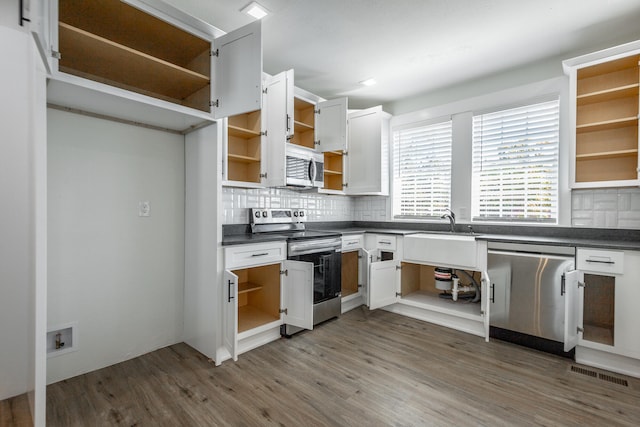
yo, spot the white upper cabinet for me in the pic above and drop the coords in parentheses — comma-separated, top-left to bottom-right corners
(264, 70, 294, 188)
(316, 97, 348, 152)
(346, 106, 391, 195)
(563, 41, 640, 188)
(22, 0, 51, 72)
(47, 0, 262, 132)
(212, 20, 263, 119)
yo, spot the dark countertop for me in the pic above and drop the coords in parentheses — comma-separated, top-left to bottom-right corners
(222, 221, 640, 250)
(475, 234, 640, 251)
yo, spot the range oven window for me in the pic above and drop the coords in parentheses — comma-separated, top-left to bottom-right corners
(289, 250, 341, 303)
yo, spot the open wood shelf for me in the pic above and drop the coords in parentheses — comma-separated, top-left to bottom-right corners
(577, 84, 639, 105)
(227, 110, 262, 183)
(576, 149, 638, 160)
(228, 125, 261, 139)
(290, 97, 316, 149)
(238, 306, 279, 333)
(324, 169, 342, 175)
(228, 154, 260, 163)
(573, 53, 639, 184)
(238, 282, 263, 294)
(576, 117, 638, 134)
(58, 0, 212, 112)
(294, 120, 314, 132)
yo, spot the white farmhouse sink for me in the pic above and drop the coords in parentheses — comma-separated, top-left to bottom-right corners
(403, 233, 478, 269)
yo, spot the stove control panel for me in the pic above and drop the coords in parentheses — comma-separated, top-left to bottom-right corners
(251, 208, 306, 224)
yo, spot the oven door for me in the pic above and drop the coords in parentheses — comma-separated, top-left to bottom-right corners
(289, 249, 341, 304)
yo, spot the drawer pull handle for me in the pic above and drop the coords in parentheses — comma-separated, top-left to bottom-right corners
(585, 259, 614, 264)
(251, 252, 269, 257)
(380, 241, 391, 245)
(347, 241, 358, 245)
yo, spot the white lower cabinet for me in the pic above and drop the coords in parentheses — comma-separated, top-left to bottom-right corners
(565, 248, 640, 377)
(340, 234, 370, 313)
(366, 234, 490, 340)
(222, 242, 313, 362)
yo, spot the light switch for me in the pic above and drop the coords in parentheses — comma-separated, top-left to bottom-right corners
(139, 201, 150, 217)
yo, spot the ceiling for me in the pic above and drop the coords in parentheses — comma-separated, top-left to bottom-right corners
(164, 0, 640, 110)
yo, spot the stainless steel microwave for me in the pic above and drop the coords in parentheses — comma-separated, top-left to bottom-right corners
(285, 145, 324, 188)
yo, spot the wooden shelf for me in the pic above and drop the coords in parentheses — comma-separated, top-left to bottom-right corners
(228, 125, 261, 139)
(576, 149, 638, 160)
(324, 169, 342, 175)
(238, 306, 279, 333)
(325, 151, 343, 156)
(576, 117, 638, 134)
(238, 282, 263, 294)
(294, 120, 314, 131)
(577, 84, 639, 106)
(59, 22, 209, 102)
(228, 153, 260, 163)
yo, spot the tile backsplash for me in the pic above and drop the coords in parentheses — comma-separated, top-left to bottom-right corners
(222, 187, 355, 224)
(223, 187, 640, 229)
(572, 188, 640, 229)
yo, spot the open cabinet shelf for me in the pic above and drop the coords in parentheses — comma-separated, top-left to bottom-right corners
(400, 263, 482, 319)
(290, 97, 316, 149)
(58, 0, 212, 112)
(573, 53, 640, 185)
(233, 264, 281, 334)
(227, 110, 262, 183)
(323, 150, 344, 191)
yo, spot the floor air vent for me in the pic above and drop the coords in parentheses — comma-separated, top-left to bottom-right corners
(599, 373, 629, 387)
(570, 365, 629, 387)
(571, 365, 597, 378)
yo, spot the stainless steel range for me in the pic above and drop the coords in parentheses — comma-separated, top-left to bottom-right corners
(250, 208, 342, 336)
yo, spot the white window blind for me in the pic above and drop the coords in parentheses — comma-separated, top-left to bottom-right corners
(472, 100, 559, 222)
(393, 121, 452, 218)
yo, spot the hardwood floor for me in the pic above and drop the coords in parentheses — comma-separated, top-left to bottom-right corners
(0, 393, 32, 427)
(46, 307, 640, 426)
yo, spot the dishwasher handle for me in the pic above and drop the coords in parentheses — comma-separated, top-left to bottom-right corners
(488, 249, 574, 261)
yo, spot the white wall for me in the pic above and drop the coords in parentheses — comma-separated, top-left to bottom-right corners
(47, 109, 185, 383)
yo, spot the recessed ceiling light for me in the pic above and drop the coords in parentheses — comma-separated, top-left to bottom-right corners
(359, 78, 377, 86)
(241, 2, 269, 20)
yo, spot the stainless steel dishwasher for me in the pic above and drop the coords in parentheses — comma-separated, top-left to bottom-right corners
(487, 242, 575, 355)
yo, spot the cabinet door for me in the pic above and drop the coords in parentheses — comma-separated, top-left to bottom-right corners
(368, 259, 399, 310)
(213, 20, 262, 119)
(23, 0, 51, 72)
(481, 271, 491, 342)
(360, 248, 371, 304)
(316, 97, 348, 152)
(564, 269, 584, 352)
(223, 270, 239, 361)
(282, 260, 314, 330)
(346, 106, 389, 195)
(264, 71, 291, 187)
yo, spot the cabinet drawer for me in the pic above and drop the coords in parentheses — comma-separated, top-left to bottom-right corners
(577, 248, 624, 275)
(342, 235, 364, 251)
(224, 241, 286, 269)
(375, 235, 397, 250)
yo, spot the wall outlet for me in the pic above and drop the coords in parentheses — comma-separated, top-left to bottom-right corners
(139, 201, 150, 217)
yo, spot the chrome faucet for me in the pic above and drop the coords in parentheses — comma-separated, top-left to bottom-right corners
(441, 209, 456, 233)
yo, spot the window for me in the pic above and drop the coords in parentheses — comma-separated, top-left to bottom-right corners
(472, 100, 559, 222)
(393, 121, 452, 218)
